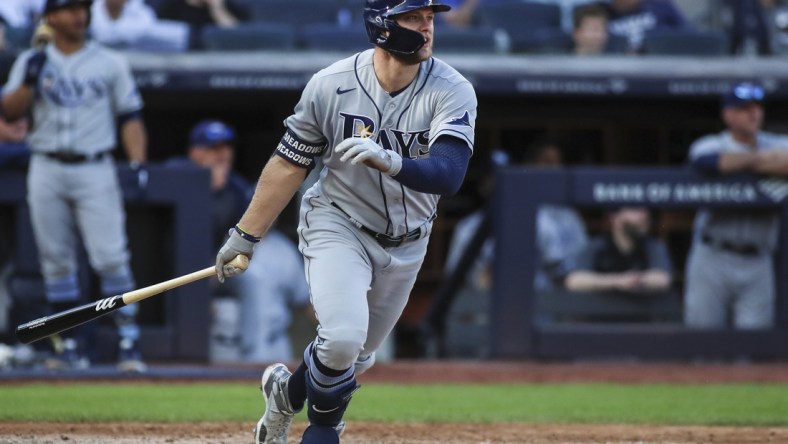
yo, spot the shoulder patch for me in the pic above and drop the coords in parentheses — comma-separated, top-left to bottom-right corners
(447, 111, 471, 127)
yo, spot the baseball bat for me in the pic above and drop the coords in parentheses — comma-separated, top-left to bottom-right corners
(15, 255, 249, 344)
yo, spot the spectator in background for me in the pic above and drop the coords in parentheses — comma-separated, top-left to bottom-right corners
(761, 0, 788, 54)
(155, 0, 248, 50)
(0, 22, 19, 84)
(444, 141, 587, 294)
(0, 0, 45, 30)
(572, 2, 610, 55)
(729, 0, 773, 55)
(90, 0, 189, 52)
(565, 206, 672, 294)
(534, 0, 601, 33)
(527, 141, 589, 293)
(167, 120, 313, 363)
(684, 82, 788, 330)
(606, 0, 689, 53)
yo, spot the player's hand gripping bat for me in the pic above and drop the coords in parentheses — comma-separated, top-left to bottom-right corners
(15, 255, 249, 344)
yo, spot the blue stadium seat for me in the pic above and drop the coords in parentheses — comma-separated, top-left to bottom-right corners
(249, 0, 341, 27)
(477, 2, 563, 54)
(298, 24, 371, 52)
(641, 30, 729, 56)
(201, 23, 296, 51)
(435, 27, 501, 54)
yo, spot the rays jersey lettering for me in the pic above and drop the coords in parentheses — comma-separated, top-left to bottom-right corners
(1, 42, 143, 154)
(41, 72, 107, 108)
(339, 112, 430, 159)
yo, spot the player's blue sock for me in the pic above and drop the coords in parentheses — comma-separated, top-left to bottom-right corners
(288, 360, 308, 411)
(305, 346, 359, 427)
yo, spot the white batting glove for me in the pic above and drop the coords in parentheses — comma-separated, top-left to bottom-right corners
(215, 228, 256, 283)
(336, 137, 402, 176)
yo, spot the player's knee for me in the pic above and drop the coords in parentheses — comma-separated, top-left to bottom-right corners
(319, 330, 366, 369)
(354, 353, 375, 375)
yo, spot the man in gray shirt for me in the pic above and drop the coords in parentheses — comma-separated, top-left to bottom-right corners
(684, 82, 788, 329)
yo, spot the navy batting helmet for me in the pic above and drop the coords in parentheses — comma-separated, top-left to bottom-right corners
(44, 0, 93, 14)
(363, 0, 451, 55)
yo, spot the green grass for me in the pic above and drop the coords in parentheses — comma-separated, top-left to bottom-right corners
(1, 383, 787, 426)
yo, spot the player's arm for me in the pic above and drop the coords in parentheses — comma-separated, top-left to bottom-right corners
(214, 156, 307, 282)
(215, 129, 322, 281)
(119, 113, 147, 163)
(1, 50, 47, 121)
(336, 135, 470, 196)
(392, 135, 470, 195)
(693, 151, 788, 176)
(1, 88, 35, 121)
(753, 150, 788, 176)
(238, 156, 307, 238)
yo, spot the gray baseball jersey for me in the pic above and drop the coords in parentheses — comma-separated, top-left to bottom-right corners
(275, 48, 476, 372)
(279, 48, 476, 236)
(684, 130, 785, 329)
(4, 41, 143, 154)
(688, 130, 788, 252)
(3, 41, 143, 336)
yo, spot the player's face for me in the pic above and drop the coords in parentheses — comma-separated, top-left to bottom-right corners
(47, 4, 89, 40)
(723, 102, 764, 138)
(190, 143, 234, 190)
(394, 7, 435, 63)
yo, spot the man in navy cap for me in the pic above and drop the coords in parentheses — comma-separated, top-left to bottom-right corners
(684, 82, 788, 330)
(168, 120, 313, 364)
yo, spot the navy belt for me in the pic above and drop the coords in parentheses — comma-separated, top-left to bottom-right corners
(40, 150, 110, 164)
(331, 202, 425, 248)
(701, 234, 761, 256)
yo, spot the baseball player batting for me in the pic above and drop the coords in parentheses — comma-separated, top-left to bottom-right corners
(213, 1, 477, 442)
(1, 0, 148, 371)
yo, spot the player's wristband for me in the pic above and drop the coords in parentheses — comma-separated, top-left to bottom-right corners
(233, 225, 260, 243)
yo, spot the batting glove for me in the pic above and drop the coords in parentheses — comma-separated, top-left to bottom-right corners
(128, 161, 149, 190)
(336, 137, 402, 176)
(215, 226, 257, 283)
(23, 51, 47, 88)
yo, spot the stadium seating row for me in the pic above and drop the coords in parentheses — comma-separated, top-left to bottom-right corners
(0, 0, 730, 56)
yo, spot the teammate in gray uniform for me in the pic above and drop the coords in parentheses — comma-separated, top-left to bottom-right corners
(685, 82, 788, 330)
(213, 1, 476, 442)
(1, 0, 148, 370)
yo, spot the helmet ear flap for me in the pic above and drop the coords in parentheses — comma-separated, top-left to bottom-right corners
(377, 20, 426, 55)
(363, 7, 427, 55)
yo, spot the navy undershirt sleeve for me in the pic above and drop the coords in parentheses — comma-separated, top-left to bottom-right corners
(691, 153, 721, 174)
(118, 110, 142, 126)
(391, 135, 471, 195)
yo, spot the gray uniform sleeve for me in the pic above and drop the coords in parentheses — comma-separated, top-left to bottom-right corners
(284, 74, 328, 144)
(429, 80, 477, 151)
(2, 50, 32, 94)
(688, 133, 727, 160)
(109, 52, 144, 115)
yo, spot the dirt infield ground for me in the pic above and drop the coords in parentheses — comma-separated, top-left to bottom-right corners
(3, 361, 788, 444)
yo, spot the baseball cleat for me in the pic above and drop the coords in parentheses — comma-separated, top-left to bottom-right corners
(117, 338, 147, 373)
(253, 363, 297, 444)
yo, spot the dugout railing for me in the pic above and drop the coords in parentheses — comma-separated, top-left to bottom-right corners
(491, 167, 788, 360)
